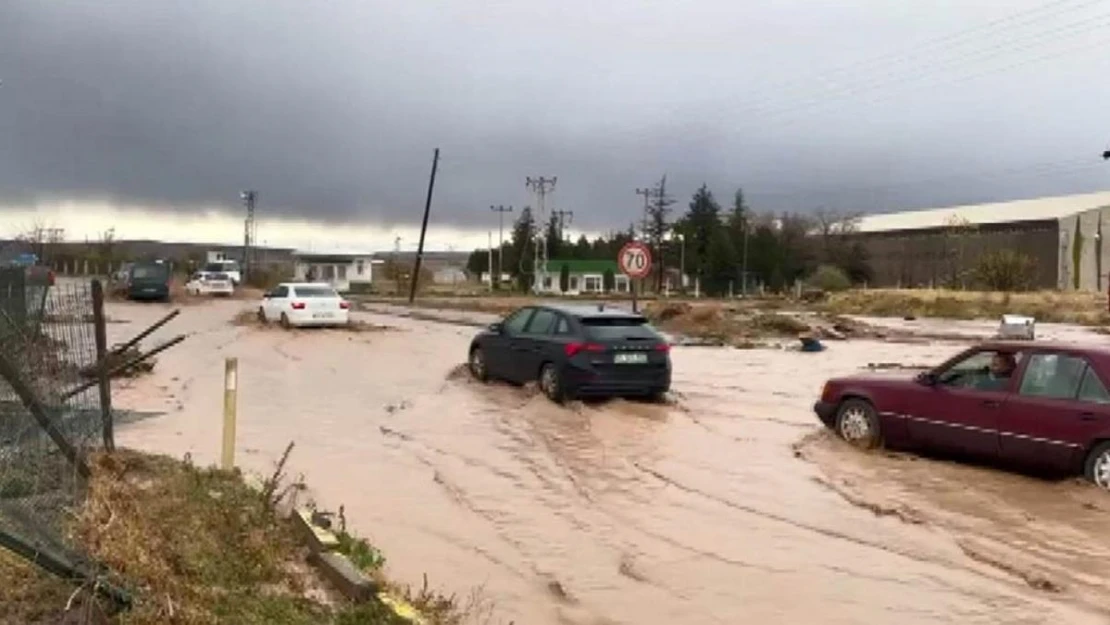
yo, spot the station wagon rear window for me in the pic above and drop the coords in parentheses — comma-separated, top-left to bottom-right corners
(292, 286, 338, 298)
(581, 316, 659, 340)
(131, 265, 168, 280)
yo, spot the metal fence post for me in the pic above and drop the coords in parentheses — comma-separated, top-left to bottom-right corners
(221, 357, 239, 470)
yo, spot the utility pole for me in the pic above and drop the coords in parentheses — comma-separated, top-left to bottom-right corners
(490, 205, 513, 289)
(634, 187, 652, 239)
(487, 232, 494, 293)
(552, 209, 574, 241)
(741, 218, 750, 297)
(240, 190, 257, 282)
(408, 148, 440, 304)
(526, 176, 557, 293)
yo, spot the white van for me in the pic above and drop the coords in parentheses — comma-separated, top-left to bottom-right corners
(204, 260, 242, 285)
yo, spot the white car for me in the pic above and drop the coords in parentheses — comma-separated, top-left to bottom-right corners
(185, 271, 235, 296)
(258, 282, 350, 328)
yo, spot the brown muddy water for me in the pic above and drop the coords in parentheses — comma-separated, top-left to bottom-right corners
(106, 299, 1110, 625)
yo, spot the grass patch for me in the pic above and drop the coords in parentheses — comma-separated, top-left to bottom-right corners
(822, 289, 1110, 324)
(1, 449, 471, 624)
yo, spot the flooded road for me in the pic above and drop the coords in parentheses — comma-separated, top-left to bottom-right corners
(106, 299, 1110, 624)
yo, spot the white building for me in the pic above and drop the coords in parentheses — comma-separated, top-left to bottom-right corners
(534, 260, 630, 295)
(292, 251, 382, 293)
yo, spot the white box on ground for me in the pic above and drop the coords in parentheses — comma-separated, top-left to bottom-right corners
(997, 314, 1035, 340)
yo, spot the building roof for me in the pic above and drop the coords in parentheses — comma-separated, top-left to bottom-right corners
(543, 259, 618, 274)
(853, 191, 1110, 234)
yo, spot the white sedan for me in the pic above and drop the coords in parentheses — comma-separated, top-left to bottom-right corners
(185, 271, 235, 296)
(257, 282, 350, 328)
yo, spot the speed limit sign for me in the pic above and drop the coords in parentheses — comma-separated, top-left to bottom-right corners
(618, 241, 652, 279)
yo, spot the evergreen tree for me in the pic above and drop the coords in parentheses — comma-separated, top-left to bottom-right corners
(508, 207, 536, 291)
(680, 184, 722, 283)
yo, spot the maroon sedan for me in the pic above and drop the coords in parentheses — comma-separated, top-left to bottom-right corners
(814, 341, 1110, 489)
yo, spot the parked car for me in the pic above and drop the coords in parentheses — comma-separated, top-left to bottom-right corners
(126, 260, 171, 302)
(204, 260, 242, 286)
(467, 303, 671, 403)
(814, 341, 1110, 489)
(257, 283, 349, 328)
(185, 271, 234, 296)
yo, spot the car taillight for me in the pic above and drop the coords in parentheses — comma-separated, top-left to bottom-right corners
(291, 301, 306, 310)
(655, 343, 671, 353)
(565, 342, 605, 357)
(339, 301, 350, 310)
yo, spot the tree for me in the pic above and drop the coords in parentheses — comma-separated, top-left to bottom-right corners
(678, 184, 722, 283)
(466, 248, 488, 277)
(973, 250, 1036, 291)
(603, 268, 615, 293)
(646, 175, 675, 292)
(17, 222, 65, 262)
(545, 213, 563, 261)
(508, 207, 536, 291)
(559, 263, 570, 292)
(726, 188, 751, 291)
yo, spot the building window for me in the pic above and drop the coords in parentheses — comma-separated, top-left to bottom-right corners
(356, 260, 365, 275)
(323, 265, 335, 280)
(615, 276, 629, 293)
(338, 265, 347, 279)
(569, 276, 579, 291)
(542, 276, 553, 289)
(583, 276, 601, 292)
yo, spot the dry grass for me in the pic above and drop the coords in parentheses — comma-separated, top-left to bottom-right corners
(1, 450, 470, 625)
(642, 301, 812, 345)
(823, 289, 1110, 325)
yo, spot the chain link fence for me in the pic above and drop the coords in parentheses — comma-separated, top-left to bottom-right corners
(0, 269, 122, 614)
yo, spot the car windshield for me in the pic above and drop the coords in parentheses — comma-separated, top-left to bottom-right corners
(292, 286, 338, 298)
(131, 264, 168, 280)
(209, 273, 230, 281)
(581, 316, 659, 340)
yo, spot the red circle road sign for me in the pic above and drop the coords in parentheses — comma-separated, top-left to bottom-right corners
(618, 241, 652, 279)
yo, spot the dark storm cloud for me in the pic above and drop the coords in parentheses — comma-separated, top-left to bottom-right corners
(2, 0, 1108, 232)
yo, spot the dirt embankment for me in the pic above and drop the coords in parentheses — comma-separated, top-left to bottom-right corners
(822, 289, 1110, 326)
(1, 450, 480, 625)
(360, 288, 1110, 327)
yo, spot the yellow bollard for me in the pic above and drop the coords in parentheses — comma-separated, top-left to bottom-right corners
(221, 357, 239, 470)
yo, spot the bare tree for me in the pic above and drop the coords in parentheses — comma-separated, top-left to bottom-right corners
(811, 208, 862, 264)
(16, 222, 65, 262)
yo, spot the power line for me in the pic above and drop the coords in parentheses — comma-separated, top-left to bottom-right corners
(732, 12, 1110, 122)
(727, 0, 1109, 116)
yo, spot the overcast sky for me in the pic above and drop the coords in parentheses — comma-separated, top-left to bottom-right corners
(2, 0, 1109, 248)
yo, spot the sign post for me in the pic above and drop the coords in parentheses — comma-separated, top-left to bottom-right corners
(618, 241, 652, 314)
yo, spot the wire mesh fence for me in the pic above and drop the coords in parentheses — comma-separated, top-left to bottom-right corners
(0, 271, 110, 602)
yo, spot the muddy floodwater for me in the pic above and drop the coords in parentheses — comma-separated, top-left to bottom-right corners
(107, 299, 1110, 624)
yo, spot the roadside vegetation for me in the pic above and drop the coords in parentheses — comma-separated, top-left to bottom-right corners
(0, 450, 475, 625)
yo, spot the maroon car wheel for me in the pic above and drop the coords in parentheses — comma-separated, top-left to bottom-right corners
(835, 399, 881, 450)
(1084, 441, 1110, 490)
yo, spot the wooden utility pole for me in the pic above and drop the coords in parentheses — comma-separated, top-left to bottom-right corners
(409, 148, 440, 303)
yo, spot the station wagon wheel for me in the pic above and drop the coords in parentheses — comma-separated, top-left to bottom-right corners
(539, 362, 565, 404)
(469, 347, 488, 382)
(835, 399, 881, 450)
(1083, 441, 1110, 491)
(280, 313, 291, 329)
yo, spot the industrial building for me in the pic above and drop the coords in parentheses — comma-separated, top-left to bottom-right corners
(851, 191, 1110, 290)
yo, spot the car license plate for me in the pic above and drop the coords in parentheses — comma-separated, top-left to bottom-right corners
(614, 352, 648, 365)
(312, 313, 333, 319)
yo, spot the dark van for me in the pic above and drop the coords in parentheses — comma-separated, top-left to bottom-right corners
(127, 261, 171, 302)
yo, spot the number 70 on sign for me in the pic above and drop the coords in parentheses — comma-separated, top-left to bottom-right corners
(618, 242, 652, 279)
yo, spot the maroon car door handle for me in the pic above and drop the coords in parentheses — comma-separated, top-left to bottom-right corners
(981, 399, 1001, 408)
(1078, 412, 1101, 421)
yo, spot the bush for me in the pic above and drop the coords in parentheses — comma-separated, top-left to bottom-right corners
(809, 264, 852, 292)
(973, 250, 1035, 292)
